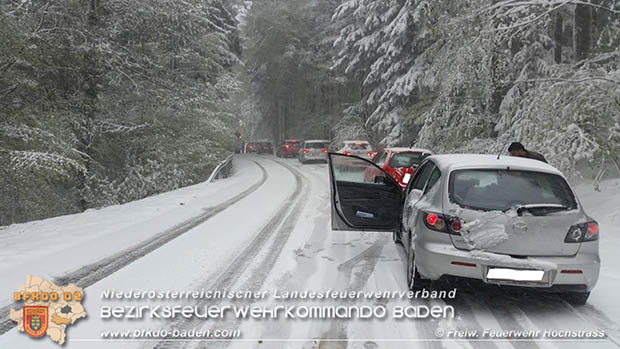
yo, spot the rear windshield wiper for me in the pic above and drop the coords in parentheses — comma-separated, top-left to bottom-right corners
(515, 204, 568, 215)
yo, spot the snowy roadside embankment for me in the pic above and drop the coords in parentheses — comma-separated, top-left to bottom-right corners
(0, 157, 261, 310)
(574, 178, 620, 322)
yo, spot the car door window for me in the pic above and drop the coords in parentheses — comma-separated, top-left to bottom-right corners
(328, 153, 403, 231)
(374, 152, 388, 166)
(423, 167, 441, 195)
(331, 153, 393, 185)
(410, 162, 434, 192)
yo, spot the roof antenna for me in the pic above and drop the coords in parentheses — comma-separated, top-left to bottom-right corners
(497, 143, 508, 160)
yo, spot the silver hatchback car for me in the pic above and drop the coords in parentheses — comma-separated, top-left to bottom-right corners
(328, 153, 600, 305)
(299, 140, 330, 164)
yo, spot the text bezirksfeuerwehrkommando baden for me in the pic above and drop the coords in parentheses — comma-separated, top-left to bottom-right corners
(101, 304, 455, 320)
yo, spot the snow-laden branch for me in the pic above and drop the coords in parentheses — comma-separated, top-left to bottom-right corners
(503, 76, 620, 85)
(492, 0, 573, 31)
(479, 0, 620, 16)
(96, 121, 149, 134)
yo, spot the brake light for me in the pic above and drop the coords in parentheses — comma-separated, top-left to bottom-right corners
(585, 222, 598, 240)
(564, 222, 599, 243)
(423, 212, 461, 235)
(321, 148, 328, 153)
(342, 151, 351, 156)
(426, 213, 439, 226)
(367, 151, 375, 158)
(285, 145, 290, 149)
(424, 213, 446, 232)
(303, 149, 310, 154)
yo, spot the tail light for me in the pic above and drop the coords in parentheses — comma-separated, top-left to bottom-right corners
(450, 220, 462, 233)
(342, 151, 351, 156)
(367, 151, 375, 158)
(423, 212, 461, 235)
(564, 222, 599, 243)
(321, 148, 328, 153)
(285, 145, 290, 149)
(303, 149, 310, 154)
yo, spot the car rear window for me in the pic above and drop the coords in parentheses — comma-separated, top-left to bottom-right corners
(449, 169, 577, 212)
(345, 143, 370, 150)
(389, 152, 430, 168)
(305, 142, 325, 149)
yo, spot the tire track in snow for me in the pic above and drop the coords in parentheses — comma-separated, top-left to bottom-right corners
(440, 290, 499, 349)
(317, 235, 390, 349)
(570, 304, 620, 346)
(153, 159, 309, 349)
(458, 285, 541, 349)
(0, 160, 269, 337)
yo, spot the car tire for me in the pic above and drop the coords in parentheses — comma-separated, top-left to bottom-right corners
(407, 248, 429, 291)
(392, 230, 402, 245)
(562, 291, 590, 306)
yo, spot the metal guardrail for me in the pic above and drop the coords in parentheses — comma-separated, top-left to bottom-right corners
(208, 153, 234, 183)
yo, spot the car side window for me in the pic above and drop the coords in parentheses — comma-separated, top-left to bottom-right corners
(374, 152, 387, 166)
(409, 161, 433, 193)
(423, 167, 441, 195)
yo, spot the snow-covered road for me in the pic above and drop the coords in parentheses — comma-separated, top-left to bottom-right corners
(1, 155, 619, 349)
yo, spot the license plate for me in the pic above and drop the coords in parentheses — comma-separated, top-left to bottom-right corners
(487, 268, 545, 282)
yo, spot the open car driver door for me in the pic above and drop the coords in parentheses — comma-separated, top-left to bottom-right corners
(328, 153, 404, 231)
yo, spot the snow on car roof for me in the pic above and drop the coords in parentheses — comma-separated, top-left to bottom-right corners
(385, 147, 433, 153)
(428, 154, 563, 175)
(305, 139, 329, 143)
(343, 140, 369, 144)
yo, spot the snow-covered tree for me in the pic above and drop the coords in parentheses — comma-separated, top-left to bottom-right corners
(0, 0, 244, 224)
(330, 0, 620, 175)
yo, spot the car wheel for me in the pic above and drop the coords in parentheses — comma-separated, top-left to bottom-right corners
(392, 229, 402, 245)
(562, 291, 590, 306)
(407, 248, 429, 291)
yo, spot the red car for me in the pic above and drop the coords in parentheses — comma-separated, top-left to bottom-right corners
(246, 142, 260, 153)
(365, 148, 433, 188)
(276, 140, 302, 158)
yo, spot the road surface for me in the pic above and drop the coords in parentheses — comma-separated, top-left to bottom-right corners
(0, 155, 619, 349)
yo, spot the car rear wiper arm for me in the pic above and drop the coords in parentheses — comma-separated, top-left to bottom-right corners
(515, 204, 568, 214)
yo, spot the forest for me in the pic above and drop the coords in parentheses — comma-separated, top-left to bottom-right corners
(1, 0, 243, 225)
(2, 0, 619, 225)
(244, 0, 620, 175)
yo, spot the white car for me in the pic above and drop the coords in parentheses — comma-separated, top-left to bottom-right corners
(338, 140, 376, 159)
(328, 153, 600, 305)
